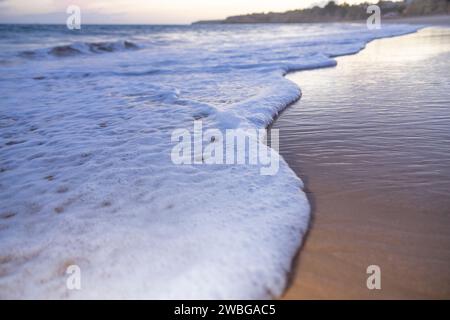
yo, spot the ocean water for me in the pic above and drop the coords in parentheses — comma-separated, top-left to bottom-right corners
(0, 23, 419, 299)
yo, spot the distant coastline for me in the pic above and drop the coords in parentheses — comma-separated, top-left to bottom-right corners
(193, 0, 449, 24)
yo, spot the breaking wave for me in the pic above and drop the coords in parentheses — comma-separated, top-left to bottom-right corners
(19, 40, 139, 58)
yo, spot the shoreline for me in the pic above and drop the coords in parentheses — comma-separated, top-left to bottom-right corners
(194, 14, 450, 26)
(271, 16, 450, 298)
(273, 26, 450, 299)
(384, 14, 450, 26)
(1, 20, 448, 299)
(270, 26, 425, 299)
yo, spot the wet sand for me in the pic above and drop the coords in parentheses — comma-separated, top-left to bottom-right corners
(273, 28, 450, 299)
(385, 15, 450, 27)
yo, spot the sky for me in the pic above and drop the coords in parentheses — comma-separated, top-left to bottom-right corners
(0, 0, 390, 24)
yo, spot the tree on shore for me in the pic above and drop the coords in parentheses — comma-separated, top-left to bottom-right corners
(197, 0, 449, 24)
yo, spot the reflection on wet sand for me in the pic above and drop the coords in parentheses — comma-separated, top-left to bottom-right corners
(274, 28, 450, 299)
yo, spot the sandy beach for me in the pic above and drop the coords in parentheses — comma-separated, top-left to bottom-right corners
(385, 14, 450, 26)
(273, 26, 450, 299)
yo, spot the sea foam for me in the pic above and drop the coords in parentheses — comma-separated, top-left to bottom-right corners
(0, 23, 419, 299)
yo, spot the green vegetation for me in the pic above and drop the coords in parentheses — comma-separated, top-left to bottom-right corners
(194, 0, 449, 24)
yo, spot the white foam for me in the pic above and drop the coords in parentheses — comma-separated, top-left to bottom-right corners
(0, 23, 419, 299)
